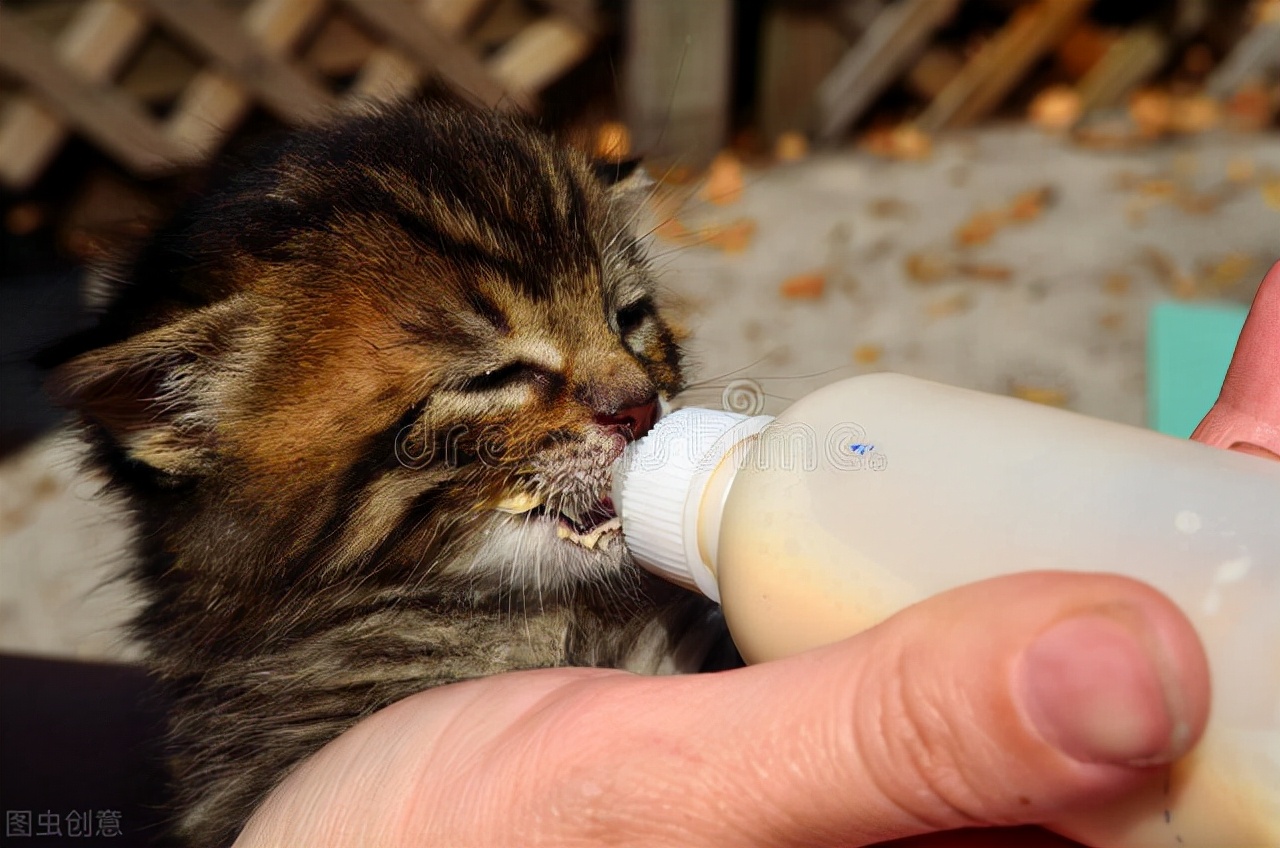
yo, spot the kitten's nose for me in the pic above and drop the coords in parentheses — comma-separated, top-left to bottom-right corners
(594, 396, 659, 442)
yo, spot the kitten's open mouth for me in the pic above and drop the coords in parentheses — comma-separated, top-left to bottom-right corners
(495, 492, 620, 550)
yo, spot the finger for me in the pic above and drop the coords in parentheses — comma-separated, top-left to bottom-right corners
(443, 571, 1208, 847)
(1192, 258, 1280, 459)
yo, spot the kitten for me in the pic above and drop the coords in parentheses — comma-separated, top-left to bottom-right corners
(48, 99, 736, 848)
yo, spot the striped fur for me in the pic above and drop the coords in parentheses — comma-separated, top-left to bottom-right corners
(48, 100, 735, 848)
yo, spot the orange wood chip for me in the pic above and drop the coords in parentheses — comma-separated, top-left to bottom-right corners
(852, 343, 883, 365)
(654, 217, 691, 242)
(1139, 179, 1179, 198)
(779, 271, 826, 300)
(1145, 247, 1199, 299)
(703, 218, 757, 253)
(904, 251, 953, 283)
(957, 262, 1014, 282)
(774, 131, 809, 162)
(700, 151, 744, 206)
(1103, 272, 1133, 295)
(862, 124, 932, 161)
(1007, 186, 1056, 222)
(925, 291, 973, 318)
(656, 164, 696, 186)
(1226, 156, 1257, 184)
(1029, 86, 1082, 132)
(1130, 89, 1174, 138)
(1174, 191, 1222, 215)
(1202, 253, 1253, 292)
(594, 121, 631, 161)
(1169, 95, 1221, 135)
(952, 185, 1056, 248)
(868, 197, 914, 219)
(1098, 311, 1125, 330)
(1226, 83, 1275, 132)
(1125, 198, 1152, 227)
(954, 210, 1002, 247)
(1263, 178, 1280, 211)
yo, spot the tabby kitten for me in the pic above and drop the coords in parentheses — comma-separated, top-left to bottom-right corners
(49, 100, 734, 848)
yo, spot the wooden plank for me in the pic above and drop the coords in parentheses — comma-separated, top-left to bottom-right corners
(624, 0, 732, 167)
(918, 0, 1093, 133)
(0, 9, 185, 177)
(304, 12, 378, 77)
(1075, 25, 1169, 113)
(815, 0, 959, 143)
(486, 14, 594, 98)
(834, 0, 891, 37)
(1206, 12, 1280, 98)
(163, 0, 328, 161)
(429, 0, 497, 33)
(0, 0, 148, 190)
(905, 45, 964, 100)
(336, 0, 521, 110)
(131, 0, 334, 125)
(758, 5, 849, 143)
(349, 0, 491, 103)
(536, 0, 598, 36)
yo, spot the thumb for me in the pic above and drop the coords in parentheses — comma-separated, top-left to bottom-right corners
(453, 572, 1208, 847)
(236, 572, 1209, 848)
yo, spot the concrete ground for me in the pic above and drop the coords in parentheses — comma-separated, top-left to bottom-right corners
(3, 124, 1278, 661)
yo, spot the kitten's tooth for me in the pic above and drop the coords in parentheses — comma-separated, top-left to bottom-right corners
(559, 503, 584, 524)
(577, 518, 622, 550)
(555, 516, 622, 549)
(495, 491, 543, 514)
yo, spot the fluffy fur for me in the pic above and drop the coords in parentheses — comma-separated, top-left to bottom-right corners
(49, 100, 735, 848)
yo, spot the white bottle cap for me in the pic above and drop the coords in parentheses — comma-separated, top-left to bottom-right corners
(612, 407, 774, 602)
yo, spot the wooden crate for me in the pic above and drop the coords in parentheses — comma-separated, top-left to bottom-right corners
(0, 0, 601, 192)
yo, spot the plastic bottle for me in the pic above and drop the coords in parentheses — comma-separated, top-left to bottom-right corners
(612, 372, 1280, 848)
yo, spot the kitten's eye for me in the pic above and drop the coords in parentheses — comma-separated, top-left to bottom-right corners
(460, 362, 557, 394)
(615, 299, 653, 336)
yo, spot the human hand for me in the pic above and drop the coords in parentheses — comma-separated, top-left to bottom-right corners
(235, 262, 1279, 848)
(234, 570, 1208, 847)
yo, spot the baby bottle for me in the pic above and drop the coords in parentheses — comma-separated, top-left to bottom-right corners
(612, 269, 1280, 848)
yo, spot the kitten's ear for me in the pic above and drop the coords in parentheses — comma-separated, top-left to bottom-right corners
(47, 297, 250, 477)
(594, 157, 653, 228)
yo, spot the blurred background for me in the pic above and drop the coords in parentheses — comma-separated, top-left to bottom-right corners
(1, 0, 1278, 660)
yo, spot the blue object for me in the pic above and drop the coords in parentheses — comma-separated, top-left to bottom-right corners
(1148, 301, 1249, 438)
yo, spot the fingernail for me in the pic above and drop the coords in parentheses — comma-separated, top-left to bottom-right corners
(1017, 613, 1191, 766)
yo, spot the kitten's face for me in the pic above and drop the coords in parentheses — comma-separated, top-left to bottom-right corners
(53, 103, 682, 597)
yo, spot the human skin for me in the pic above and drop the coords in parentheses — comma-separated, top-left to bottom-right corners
(235, 571, 1209, 848)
